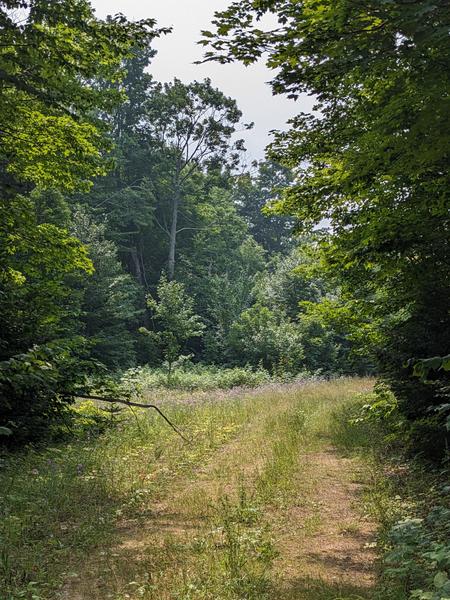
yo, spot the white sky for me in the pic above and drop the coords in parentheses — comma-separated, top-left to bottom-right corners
(91, 0, 314, 160)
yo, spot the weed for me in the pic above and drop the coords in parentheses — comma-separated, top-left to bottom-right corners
(338, 522, 360, 536)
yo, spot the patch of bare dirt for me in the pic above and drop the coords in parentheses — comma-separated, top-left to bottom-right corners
(273, 448, 377, 598)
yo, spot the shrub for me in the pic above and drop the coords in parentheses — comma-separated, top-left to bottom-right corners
(0, 340, 92, 446)
(226, 304, 304, 372)
(384, 507, 450, 599)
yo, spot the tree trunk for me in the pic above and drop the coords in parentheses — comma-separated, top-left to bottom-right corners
(130, 245, 145, 287)
(168, 191, 179, 280)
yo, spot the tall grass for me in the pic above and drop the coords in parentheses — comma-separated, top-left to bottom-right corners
(0, 399, 249, 600)
(0, 377, 374, 600)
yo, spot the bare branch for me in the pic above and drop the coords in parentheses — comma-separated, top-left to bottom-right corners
(74, 394, 190, 442)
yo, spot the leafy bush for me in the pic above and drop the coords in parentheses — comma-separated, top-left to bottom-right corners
(384, 507, 450, 599)
(69, 400, 121, 436)
(328, 385, 404, 455)
(0, 341, 93, 446)
(227, 304, 304, 372)
(139, 276, 205, 382)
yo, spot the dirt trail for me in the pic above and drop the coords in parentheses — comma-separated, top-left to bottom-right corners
(272, 448, 377, 598)
(64, 450, 376, 600)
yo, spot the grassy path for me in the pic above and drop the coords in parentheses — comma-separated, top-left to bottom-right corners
(271, 448, 376, 598)
(1, 378, 378, 600)
(62, 378, 376, 600)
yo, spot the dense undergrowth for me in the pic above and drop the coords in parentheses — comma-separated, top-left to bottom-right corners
(118, 362, 273, 393)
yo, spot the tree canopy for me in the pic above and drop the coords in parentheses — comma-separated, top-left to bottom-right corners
(0, 0, 168, 193)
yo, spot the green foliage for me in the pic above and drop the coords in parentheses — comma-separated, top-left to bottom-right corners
(71, 207, 142, 370)
(296, 313, 342, 375)
(410, 357, 450, 381)
(0, 340, 93, 445)
(405, 356, 450, 458)
(253, 243, 324, 319)
(33, 188, 72, 227)
(0, 193, 95, 443)
(384, 508, 450, 599)
(227, 304, 304, 373)
(140, 276, 205, 380)
(1, 1, 386, 448)
(242, 240, 372, 375)
(69, 399, 119, 435)
(0, 195, 93, 358)
(178, 187, 267, 362)
(0, 4, 168, 443)
(142, 77, 248, 278)
(71, 44, 359, 384)
(329, 385, 408, 460)
(354, 387, 400, 426)
(233, 161, 296, 254)
(203, 0, 450, 459)
(299, 298, 379, 375)
(120, 362, 271, 392)
(145, 77, 245, 165)
(0, 0, 167, 192)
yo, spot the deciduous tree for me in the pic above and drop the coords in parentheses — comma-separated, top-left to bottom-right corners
(140, 276, 205, 382)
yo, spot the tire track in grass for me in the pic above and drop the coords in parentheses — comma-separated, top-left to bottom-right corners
(61, 378, 377, 600)
(271, 448, 377, 599)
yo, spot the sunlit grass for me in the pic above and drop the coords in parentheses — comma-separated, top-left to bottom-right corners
(0, 398, 249, 599)
(0, 378, 374, 600)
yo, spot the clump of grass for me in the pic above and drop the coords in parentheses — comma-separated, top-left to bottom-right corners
(256, 404, 307, 504)
(170, 492, 277, 600)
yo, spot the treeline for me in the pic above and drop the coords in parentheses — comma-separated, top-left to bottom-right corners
(0, 1, 366, 446)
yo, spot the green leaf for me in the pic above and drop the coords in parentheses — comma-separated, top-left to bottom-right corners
(434, 571, 448, 589)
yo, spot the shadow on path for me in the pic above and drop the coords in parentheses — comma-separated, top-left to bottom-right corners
(273, 575, 372, 599)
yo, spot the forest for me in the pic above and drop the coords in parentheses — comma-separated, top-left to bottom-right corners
(0, 1, 449, 600)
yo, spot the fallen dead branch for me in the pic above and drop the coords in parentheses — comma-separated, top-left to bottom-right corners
(74, 394, 190, 442)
